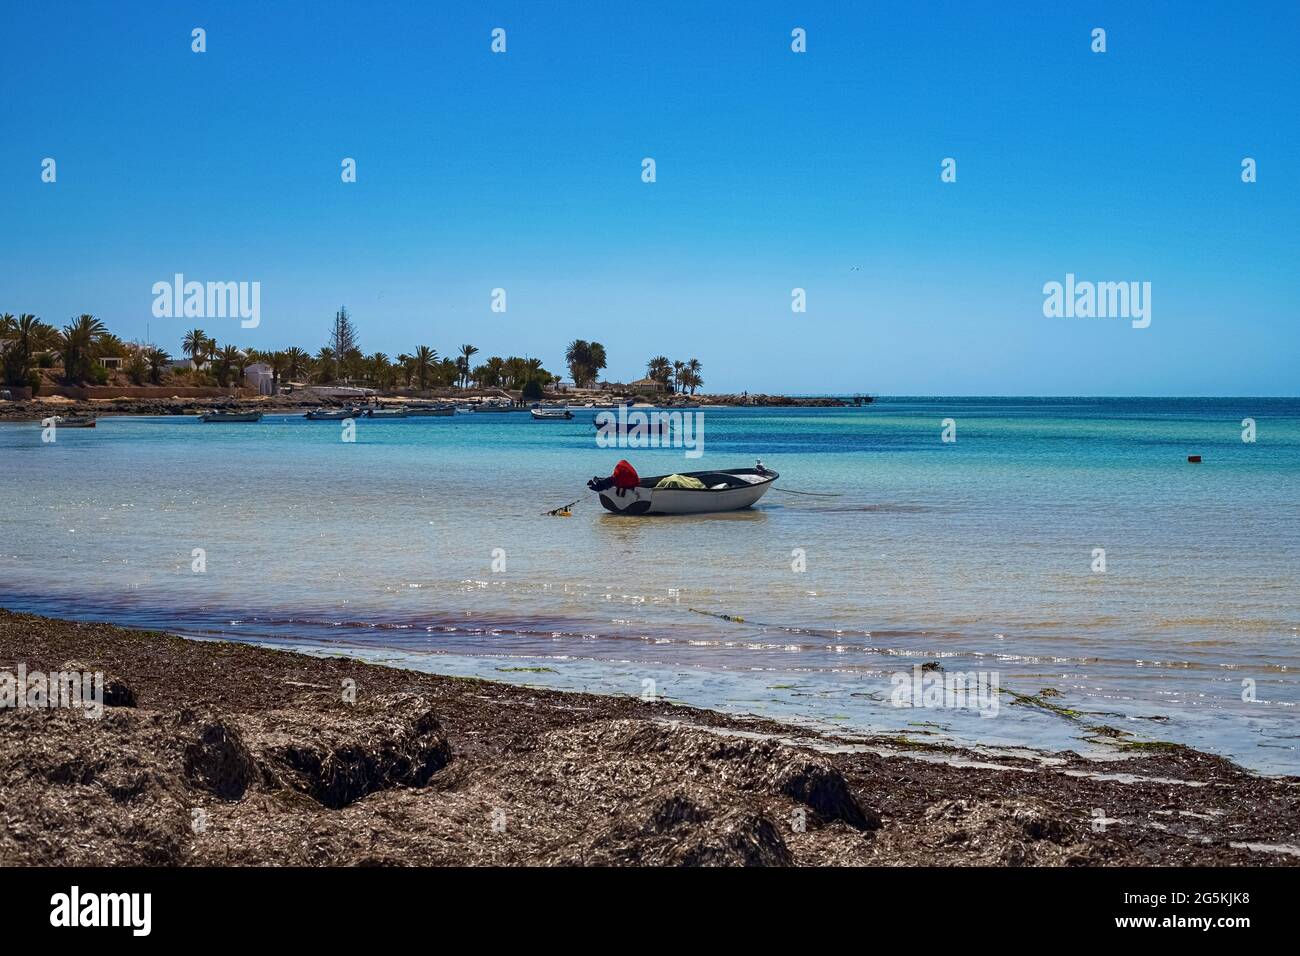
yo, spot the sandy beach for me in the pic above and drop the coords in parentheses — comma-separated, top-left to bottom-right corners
(2, 608, 1296, 867)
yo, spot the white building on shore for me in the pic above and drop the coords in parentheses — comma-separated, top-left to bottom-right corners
(244, 362, 275, 395)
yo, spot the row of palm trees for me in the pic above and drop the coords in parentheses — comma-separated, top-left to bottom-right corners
(174, 329, 557, 393)
(646, 356, 704, 394)
(0, 312, 146, 390)
(3, 313, 696, 397)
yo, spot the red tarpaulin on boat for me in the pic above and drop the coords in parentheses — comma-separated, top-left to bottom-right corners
(612, 460, 639, 490)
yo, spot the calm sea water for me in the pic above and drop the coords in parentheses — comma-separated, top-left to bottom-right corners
(2, 398, 1297, 772)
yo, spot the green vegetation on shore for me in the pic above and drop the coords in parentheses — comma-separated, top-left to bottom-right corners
(1, 308, 707, 398)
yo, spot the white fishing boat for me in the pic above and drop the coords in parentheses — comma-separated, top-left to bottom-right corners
(587, 463, 778, 515)
(366, 407, 408, 418)
(407, 404, 455, 417)
(531, 408, 574, 420)
(51, 415, 97, 428)
(304, 407, 360, 421)
(198, 411, 262, 423)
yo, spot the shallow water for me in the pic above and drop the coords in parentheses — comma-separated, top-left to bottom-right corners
(1, 398, 1296, 772)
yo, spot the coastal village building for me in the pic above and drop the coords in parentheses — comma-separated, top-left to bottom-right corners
(244, 362, 274, 395)
(629, 376, 666, 393)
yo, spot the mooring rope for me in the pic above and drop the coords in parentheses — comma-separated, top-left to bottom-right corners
(542, 492, 594, 516)
(770, 486, 844, 497)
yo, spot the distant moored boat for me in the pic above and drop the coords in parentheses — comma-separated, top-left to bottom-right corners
(198, 411, 262, 423)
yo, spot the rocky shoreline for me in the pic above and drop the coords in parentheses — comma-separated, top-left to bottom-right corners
(2, 610, 1297, 866)
(0, 392, 855, 422)
(0, 395, 316, 422)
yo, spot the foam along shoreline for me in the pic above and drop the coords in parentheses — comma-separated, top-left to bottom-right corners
(1, 609, 1297, 866)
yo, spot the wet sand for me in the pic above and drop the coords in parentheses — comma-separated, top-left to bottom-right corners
(1, 608, 1296, 866)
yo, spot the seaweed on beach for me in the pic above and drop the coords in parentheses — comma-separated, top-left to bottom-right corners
(1001, 686, 1084, 721)
(2, 609, 1296, 868)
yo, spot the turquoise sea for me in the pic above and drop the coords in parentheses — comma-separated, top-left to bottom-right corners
(1, 398, 1297, 773)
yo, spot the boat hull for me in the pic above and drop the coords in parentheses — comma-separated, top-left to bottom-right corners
(597, 468, 777, 516)
(199, 412, 262, 423)
(305, 409, 360, 420)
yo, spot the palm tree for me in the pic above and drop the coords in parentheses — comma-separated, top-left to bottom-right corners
(31, 317, 60, 354)
(212, 344, 242, 387)
(570, 340, 607, 388)
(59, 314, 107, 384)
(339, 346, 364, 384)
(436, 357, 459, 388)
(457, 344, 479, 387)
(413, 345, 436, 390)
(181, 328, 210, 369)
(588, 343, 607, 384)
(313, 346, 336, 383)
(3, 314, 54, 386)
(685, 358, 703, 395)
(671, 360, 685, 394)
(2, 315, 23, 385)
(145, 347, 170, 384)
(646, 355, 671, 385)
(503, 356, 527, 390)
(232, 348, 251, 380)
(95, 332, 128, 361)
(369, 352, 391, 388)
(269, 351, 289, 394)
(284, 347, 309, 382)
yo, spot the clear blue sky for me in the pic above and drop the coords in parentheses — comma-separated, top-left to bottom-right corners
(2, 1, 1296, 395)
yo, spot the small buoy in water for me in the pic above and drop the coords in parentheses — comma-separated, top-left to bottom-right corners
(1187, 455, 1202, 463)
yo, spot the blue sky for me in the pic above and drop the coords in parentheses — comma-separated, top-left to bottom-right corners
(2, 1, 1296, 395)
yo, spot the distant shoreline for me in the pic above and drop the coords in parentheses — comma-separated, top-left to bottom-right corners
(0, 392, 852, 422)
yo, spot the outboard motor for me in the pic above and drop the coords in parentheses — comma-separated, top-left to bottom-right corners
(588, 460, 640, 497)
